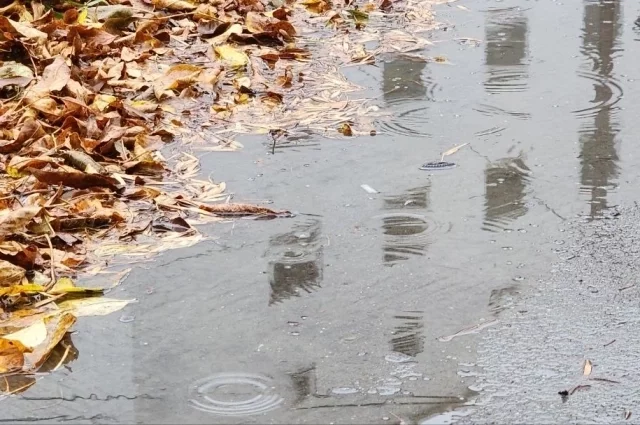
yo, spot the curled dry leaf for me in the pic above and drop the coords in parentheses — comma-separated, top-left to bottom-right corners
(152, 0, 198, 11)
(153, 64, 203, 100)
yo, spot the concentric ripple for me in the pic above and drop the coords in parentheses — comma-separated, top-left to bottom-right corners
(377, 103, 432, 138)
(474, 103, 531, 120)
(570, 72, 623, 119)
(474, 126, 507, 137)
(376, 213, 451, 265)
(188, 373, 284, 416)
(484, 67, 529, 94)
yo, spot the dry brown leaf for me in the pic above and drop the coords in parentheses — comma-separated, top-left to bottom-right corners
(26, 57, 71, 101)
(153, 0, 197, 11)
(0, 259, 26, 286)
(23, 313, 76, 371)
(153, 64, 202, 100)
(0, 206, 42, 235)
(0, 338, 30, 373)
(27, 168, 121, 191)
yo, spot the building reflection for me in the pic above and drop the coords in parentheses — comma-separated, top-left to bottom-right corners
(482, 157, 531, 232)
(381, 186, 430, 266)
(484, 8, 529, 93)
(267, 220, 323, 305)
(577, 0, 622, 219)
(390, 311, 425, 357)
(382, 57, 429, 103)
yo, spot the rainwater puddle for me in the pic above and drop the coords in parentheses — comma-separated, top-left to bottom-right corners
(188, 373, 284, 416)
(9, 0, 640, 423)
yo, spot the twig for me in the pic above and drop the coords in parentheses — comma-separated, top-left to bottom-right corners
(44, 234, 56, 289)
(52, 343, 71, 372)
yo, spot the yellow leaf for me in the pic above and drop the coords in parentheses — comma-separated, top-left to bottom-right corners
(49, 277, 104, 295)
(0, 338, 29, 373)
(78, 7, 88, 23)
(4, 320, 47, 350)
(0, 284, 45, 297)
(92, 94, 117, 112)
(23, 313, 75, 371)
(57, 297, 135, 317)
(214, 45, 249, 68)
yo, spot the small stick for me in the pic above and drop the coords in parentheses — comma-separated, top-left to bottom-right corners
(52, 343, 71, 372)
(44, 234, 56, 290)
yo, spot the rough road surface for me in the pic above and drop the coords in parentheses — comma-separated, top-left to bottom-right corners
(460, 206, 640, 424)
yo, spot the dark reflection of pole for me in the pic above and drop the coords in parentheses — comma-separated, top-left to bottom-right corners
(482, 157, 531, 232)
(382, 57, 428, 103)
(390, 312, 424, 357)
(578, 0, 622, 219)
(266, 220, 324, 305)
(484, 9, 529, 93)
(381, 186, 430, 266)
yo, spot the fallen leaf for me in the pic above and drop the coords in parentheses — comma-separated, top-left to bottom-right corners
(300, 0, 331, 13)
(153, 64, 202, 100)
(0, 206, 42, 235)
(0, 338, 30, 373)
(0, 61, 34, 90)
(57, 297, 135, 317)
(26, 57, 71, 102)
(583, 359, 592, 376)
(23, 313, 76, 371)
(26, 168, 121, 191)
(338, 122, 353, 136)
(440, 143, 468, 161)
(0, 260, 26, 286)
(3, 319, 47, 350)
(215, 45, 249, 68)
(5, 17, 47, 41)
(152, 0, 197, 11)
(49, 277, 104, 296)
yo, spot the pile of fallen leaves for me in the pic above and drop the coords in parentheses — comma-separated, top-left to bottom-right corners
(0, 0, 297, 394)
(0, 0, 443, 395)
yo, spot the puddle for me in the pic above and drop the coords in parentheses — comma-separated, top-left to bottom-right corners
(188, 373, 284, 416)
(265, 219, 324, 305)
(7, 0, 640, 422)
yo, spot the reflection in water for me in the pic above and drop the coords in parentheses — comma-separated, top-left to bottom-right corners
(379, 57, 433, 137)
(577, 0, 622, 219)
(488, 285, 520, 316)
(267, 220, 323, 305)
(382, 215, 429, 265)
(380, 186, 450, 265)
(383, 185, 430, 210)
(483, 157, 531, 232)
(290, 365, 317, 403)
(0, 334, 78, 396)
(390, 312, 425, 357)
(484, 9, 529, 93)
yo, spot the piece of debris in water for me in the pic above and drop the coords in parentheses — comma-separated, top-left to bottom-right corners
(361, 184, 379, 194)
(437, 319, 499, 342)
(420, 161, 456, 171)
